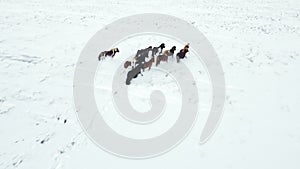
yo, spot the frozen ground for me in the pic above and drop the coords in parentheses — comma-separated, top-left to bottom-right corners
(1, 0, 300, 168)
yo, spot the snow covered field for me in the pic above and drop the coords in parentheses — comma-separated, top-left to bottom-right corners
(1, 0, 300, 168)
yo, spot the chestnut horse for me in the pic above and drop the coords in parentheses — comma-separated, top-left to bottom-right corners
(143, 58, 154, 71)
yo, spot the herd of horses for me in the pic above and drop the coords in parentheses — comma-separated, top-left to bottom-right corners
(98, 43, 190, 85)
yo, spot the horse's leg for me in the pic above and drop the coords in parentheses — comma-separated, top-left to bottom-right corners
(176, 55, 180, 63)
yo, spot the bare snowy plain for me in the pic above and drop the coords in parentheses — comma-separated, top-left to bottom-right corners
(1, 0, 300, 168)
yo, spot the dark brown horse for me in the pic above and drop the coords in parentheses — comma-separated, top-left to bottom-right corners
(176, 44, 189, 62)
(176, 48, 189, 62)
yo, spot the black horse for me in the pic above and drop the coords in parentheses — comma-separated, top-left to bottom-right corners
(135, 46, 152, 65)
(126, 64, 144, 85)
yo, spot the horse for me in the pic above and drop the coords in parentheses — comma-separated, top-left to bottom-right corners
(176, 48, 189, 62)
(126, 64, 144, 85)
(98, 48, 119, 60)
(151, 43, 165, 57)
(143, 58, 154, 71)
(156, 46, 176, 66)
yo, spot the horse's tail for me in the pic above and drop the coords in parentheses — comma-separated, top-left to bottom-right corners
(98, 52, 103, 61)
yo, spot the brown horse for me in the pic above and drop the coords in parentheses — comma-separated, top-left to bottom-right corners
(156, 54, 168, 66)
(143, 58, 154, 71)
(156, 46, 176, 66)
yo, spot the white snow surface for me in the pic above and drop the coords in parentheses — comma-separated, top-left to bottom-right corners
(1, 0, 300, 168)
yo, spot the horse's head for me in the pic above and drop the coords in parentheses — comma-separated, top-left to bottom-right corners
(170, 46, 176, 53)
(184, 43, 189, 50)
(111, 48, 119, 53)
(159, 43, 165, 49)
